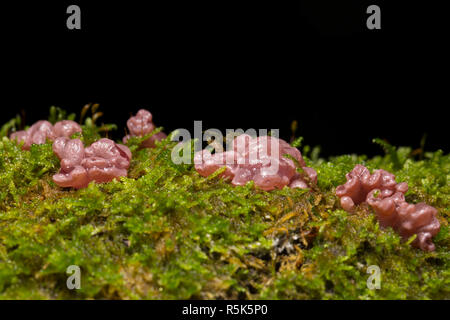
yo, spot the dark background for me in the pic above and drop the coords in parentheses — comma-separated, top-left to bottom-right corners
(1, 1, 448, 157)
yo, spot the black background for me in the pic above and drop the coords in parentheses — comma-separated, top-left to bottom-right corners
(1, 1, 448, 157)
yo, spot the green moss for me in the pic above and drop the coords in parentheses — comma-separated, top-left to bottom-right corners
(0, 109, 448, 299)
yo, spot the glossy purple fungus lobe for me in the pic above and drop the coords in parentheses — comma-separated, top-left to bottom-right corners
(366, 190, 440, 251)
(52, 120, 83, 138)
(10, 120, 82, 150)
(336, 164, 440, 251)
(335, 164, 408, 212)
(122, 109, 167, 148)
(194, 134, 317, 191)
(52, 138, 131, 189)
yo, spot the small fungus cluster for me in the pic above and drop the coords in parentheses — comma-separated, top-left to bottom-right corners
(336, 164, 440, 251)
(10, 120, 82, 150)
(52, 137, 132, 189)
(122, 109, 166, 148)
(194, 134, 317, 191)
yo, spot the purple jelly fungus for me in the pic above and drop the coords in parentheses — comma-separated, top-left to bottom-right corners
(10, 120, 82, 150)
(336, 164, 440, 251)
(122, 109, 167, 148)
(52, 138, 132, 189)
(194, 134, 317, 191)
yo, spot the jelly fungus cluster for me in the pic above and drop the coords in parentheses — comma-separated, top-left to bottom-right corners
(194, 134, 317, 191)
(123, 109, 166, 148)
(10, 120, 82, 150)
(7, 111, 442, 253)
(52, 138, 132, 189)
(336, 164, 440, 251)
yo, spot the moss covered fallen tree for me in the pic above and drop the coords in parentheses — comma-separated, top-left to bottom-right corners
(0, 107, 448, 299)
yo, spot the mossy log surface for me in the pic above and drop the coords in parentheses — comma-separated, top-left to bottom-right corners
(0, 110, 448, 299)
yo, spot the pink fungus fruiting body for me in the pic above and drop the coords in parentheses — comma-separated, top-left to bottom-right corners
(52, 138, 132, 189)
(335, 164, 408, 213)
(10, 120, 82, 150)
(194, 134, 317, 191)
(336, 164, 440, 251)
(123, 109, 166, 148)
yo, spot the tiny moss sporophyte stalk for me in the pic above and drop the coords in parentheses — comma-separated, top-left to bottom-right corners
(0, 106, 448, 299)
